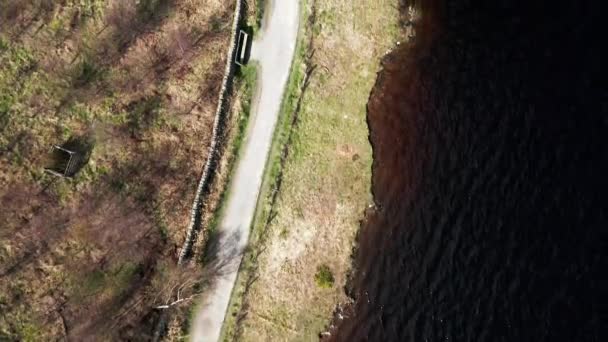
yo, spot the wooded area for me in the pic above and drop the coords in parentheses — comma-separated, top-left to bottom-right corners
(0, 0, 233, 339)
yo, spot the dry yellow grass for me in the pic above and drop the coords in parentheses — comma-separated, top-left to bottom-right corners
(221, 0, 401, 341)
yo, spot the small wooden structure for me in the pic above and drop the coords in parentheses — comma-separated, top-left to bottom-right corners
(235, 30, 250, 66)
(45, 145, 80, 178)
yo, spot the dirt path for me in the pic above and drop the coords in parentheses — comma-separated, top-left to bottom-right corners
(190, 0, 300, 341)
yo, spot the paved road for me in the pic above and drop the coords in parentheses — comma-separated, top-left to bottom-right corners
(190, 0, 300, 341)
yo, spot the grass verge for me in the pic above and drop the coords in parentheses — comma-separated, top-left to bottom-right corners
(218, 0, 311, 340)
(220, 0, 402, 340)
(175, 60, 260, 342)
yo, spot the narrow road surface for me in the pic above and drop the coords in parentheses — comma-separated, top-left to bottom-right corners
(190, 0, 300, 341)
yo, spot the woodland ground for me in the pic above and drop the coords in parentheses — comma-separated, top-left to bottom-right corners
(220, 0, 403, 341)
(0, 0, 235, 340)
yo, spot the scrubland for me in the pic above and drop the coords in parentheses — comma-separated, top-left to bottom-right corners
(0, 0, 234, 339)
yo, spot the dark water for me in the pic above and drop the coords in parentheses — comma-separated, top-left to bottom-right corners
(331, 1, 607, 341)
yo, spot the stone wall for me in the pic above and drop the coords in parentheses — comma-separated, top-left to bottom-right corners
(177, 0, 244, 265)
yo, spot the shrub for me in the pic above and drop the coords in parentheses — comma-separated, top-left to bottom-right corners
(74, 59, 104, 87)
(126, 95, 163, 136)
(0, 36, 8, 51)
(0, 94, 13, 126)
(314, 264, 334, 289)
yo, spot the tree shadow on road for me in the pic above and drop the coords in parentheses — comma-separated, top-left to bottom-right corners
(199, 228, 244, 284)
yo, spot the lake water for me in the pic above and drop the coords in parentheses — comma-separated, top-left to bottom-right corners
(330, 1, 607, 341)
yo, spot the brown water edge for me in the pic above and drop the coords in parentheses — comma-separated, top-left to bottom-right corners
(323, 1, 444, 339)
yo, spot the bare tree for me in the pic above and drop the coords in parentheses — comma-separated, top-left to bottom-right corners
(150, 229, 244, 311)
(149, 261, 201, 310)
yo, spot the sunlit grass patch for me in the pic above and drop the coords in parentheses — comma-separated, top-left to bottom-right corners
(314, 264, 335, 289)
